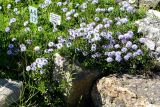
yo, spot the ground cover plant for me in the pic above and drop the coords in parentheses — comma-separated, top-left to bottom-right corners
(0, 0, 153, 106)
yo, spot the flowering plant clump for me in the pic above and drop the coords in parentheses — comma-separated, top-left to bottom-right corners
(59, 0, 151, 72)
(0, 0, 152, 106)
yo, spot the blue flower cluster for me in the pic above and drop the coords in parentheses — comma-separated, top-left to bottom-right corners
(26, 57, 48, 74)
(119, 1, 136, 13)
(1, 0, 147, 73)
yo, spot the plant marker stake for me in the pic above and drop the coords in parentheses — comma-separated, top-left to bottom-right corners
(29, 6, 38, 24)
(50, 13, 61, 32)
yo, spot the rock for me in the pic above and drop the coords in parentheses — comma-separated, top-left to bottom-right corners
(128, 0, 136, 4)
(135, 9, 160, 53)
(116, 0, 138, 7)
(139, 0, 160, 9)
(53, 53, 100, 107)
(144, 38, 155, 50)
(67, 69, 100, 107)
(0, 79, 23, 107)
(147, 9, 160, 18)
(91, 74, 160, 107)
(156, 46, 160, 53)
(116, 0, 160, 8)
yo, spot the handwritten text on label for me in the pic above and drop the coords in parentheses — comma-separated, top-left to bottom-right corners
(29, 6, 38, 24)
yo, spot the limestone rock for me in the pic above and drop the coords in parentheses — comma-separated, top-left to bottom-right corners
(144, 38, 155, 50)
(135, 10, 160, 38)
(91, 75, 160, 107)
(116, 0, 160, 8)
(156, 46, 160, 53)
(135, 10, 160, 54)
(139, 0, 160, 9)
(147, 9, 160, 18)
(0, 79, 23, 107)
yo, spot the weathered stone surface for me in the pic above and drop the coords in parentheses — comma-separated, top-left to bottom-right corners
(135, 9, 160, 59)
(91, 74, 160, 107)
(135, 10, 160, 39)
(139, 0, 160, 9)
(53, 53, 100, 107)
(0, 79, 23, 107)
(67, 69, 100, 107)
(144, 38, 156, 50)
(117, 0, 160, 8)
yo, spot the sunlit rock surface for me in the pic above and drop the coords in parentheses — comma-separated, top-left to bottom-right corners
(0, 79, 23, 107)
(91, 74, 160, 107)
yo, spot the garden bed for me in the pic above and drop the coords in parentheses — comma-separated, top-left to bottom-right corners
(0, 0, 160, 106)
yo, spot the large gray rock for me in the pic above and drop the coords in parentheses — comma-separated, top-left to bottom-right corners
(91, 74, 160, 107)
(0, 79, 23, 107)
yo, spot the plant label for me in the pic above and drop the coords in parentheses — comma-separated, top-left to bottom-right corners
(49, 13, 61, 32)
(50, 13, 61, 25)
(29, 6, 38, 24)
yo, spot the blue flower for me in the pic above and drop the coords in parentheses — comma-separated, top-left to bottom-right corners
(40, 70, 45, 74)
(26, 39, 32, 45)
(139, 38, 146, 43)
(7, 50, 12, 55)
(80, 3, 87, 10)
(92, 0, 99, 4)
(114, 44, 120, 49)
(124, 53, 132, 61)
(34, 46, 40, 52)
(121, 47, 127, 53)
(8, 44, 14, 49)
(126, 6, 135, 13)
(57, 2, 62, 6)
(118, 34, 124, 40)
(94, 17, 100, 22)
(62, 8, 68, 13)
(136, 49, 143, 55)
(91, 44, 97, 51)
(20, 44, 26, 52)
(9, 18, 16, 25)
(108, 7, 114, 12)
(7, 4, 11, 9)
(48, 42, 54, 47)
(126, 41, 132, 48)
(26, 66, 31, 71)
(12, 38, 17, 42)
(115, 55, 122, 62)
(132, 44, 138, 50)
(44, 0, 51, 5)
(115, 51, 121, 56)
(5, 27, 10, 33)
(104, 24, 110, 28)
(66, 42, 72, 47)
(106, 57, 113, 62)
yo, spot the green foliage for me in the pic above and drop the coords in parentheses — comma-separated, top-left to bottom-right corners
(59, 1, 152, 73)
(0, 0, 154, 106)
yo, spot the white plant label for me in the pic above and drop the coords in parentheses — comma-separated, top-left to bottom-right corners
(50, 13, 61, 25)
(29, 6, 38, 24)
(50, 13, 61, 32)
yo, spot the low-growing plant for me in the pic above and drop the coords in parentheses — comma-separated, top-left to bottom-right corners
(59, 0, 152, 74)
